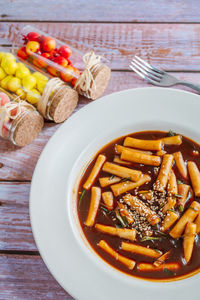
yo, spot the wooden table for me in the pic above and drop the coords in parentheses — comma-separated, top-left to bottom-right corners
(0, 1, 200, 298)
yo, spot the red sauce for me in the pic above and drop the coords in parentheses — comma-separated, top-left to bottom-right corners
(77, 131, 200, 281)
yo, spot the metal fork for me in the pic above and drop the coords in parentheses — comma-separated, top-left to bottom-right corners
(130, 56, 200, 92)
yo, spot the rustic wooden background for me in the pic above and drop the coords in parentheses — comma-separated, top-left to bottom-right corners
(0, 1, 200, 299)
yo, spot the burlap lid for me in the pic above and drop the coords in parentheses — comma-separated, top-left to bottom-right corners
(75, 65, 111, 100)
(13, 111, 44, 147)
(48, 85, 78, 123)
(89, 65, 111, 100)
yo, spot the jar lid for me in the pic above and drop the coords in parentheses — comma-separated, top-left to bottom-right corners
(13, 111, 44, 147)
(89, 65, 111, 100)
(76, 64, 111, 100)
(48, 85, 78, 123)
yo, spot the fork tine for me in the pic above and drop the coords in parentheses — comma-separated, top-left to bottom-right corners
(132, 58, 162, 79)
(130, 61, 161, 82)
(129, 64, 159, 85)
(135, 56, 164, 75)
(129, 64, 145, 79)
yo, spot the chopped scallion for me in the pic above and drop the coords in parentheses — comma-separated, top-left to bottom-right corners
(168, 130, 176, 137)
(156, 231, 167, 236)
(163, 268, 175, 275)
(100, 205, 114, 215)
(78, 189, 86, 209)
(178, 205, 184, 212)
(168, 208, 176, 212)
(115, 224, 122, 228)
(177, 180, 183, 184)
(101, 206, 109, 213)
(140, 236, 162, 242)
(189, 207, 198, 212)
(115, 209, 128, 227)
(174, 194, 182, 198)
(121, 177, 131, 182)
(154, 249, 162, 253)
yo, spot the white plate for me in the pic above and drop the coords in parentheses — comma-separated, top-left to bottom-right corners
(30, 87, 200, 300)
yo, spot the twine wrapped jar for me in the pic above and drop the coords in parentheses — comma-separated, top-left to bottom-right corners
(74, 51, 111, 100)
(9, 25, 111, 101)
(36, 77, 78, 123)
(0, 89, 43, 146)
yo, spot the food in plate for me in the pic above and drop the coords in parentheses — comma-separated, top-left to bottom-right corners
(77, 130, 200, 281)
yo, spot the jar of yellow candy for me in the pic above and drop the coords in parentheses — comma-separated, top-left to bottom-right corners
(0, 50, 78, 123)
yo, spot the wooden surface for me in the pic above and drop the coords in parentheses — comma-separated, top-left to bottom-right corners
(1, 0, 200, 22)
(2, 23, 200, 71)
(0, 1, 200, 299)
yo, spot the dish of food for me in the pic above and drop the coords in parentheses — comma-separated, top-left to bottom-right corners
(78, 130, 200, 281)
(30, 88, 200, 300)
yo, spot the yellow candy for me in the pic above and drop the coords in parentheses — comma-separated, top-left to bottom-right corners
(7, 77, 21, 92)
(17, 62, 25, 68)
(0, 52, 4, 63)
(16, 88, 26, 100)
(37, 80, 47, 94)
(33, 72, 48, 82)
(16, 63, 30, 79)
(0, 75, 13, 90)
(1, 53, 16, 65)
(1, 59, 18, 75)
(26, 89, 40, 104)
(0, 67, 6, 80)
(22, 75, 36, 90)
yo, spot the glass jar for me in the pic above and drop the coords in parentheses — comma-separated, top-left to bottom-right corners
(8, 24, 111, 100)
(0, 88, 44, 146)
(0, 48, 78, 123)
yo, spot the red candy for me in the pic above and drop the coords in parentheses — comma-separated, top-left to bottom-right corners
(17, 46, 28, 60)
(71, 77, 77, 87)
(26, 32, 40, 42)
(36, 52, 51, 68)
(53, 55, 68, 68)
(41, 36, 56, 53)
(26, 41, 40, 55)
(2, 124, 9, 138)
(21, 31, 79, 84)
(47, 66, 59, 77)
(58, 45, 72, 59)
(60, 65, 74, 82)
(10, 107, 18, 117)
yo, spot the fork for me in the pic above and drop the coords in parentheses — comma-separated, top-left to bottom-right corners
(130, 56, 200, 92)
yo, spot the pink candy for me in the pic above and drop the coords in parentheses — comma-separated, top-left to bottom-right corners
(0, 92, 10, 107)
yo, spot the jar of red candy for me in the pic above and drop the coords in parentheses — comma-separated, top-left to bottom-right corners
(0, 49, 78, 123)
(9, 25, 111, 100)
(0, 89, 44, 146)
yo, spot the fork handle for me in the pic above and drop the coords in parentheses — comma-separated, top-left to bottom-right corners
(178, 81, 200, 93)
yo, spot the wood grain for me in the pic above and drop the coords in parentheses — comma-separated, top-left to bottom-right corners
(0, 6, 200, 297)
(1, 73, 199, 250)
(0, 253, 72, 299)
(0, 71, 199, 181)
(1, 23, 200, 71)
(0, 182, 36, 251)
(0, 0, 199, 22)
(0, 123, 60, 181)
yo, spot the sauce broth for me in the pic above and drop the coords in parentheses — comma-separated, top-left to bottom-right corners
(77, 131, 200, 280)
